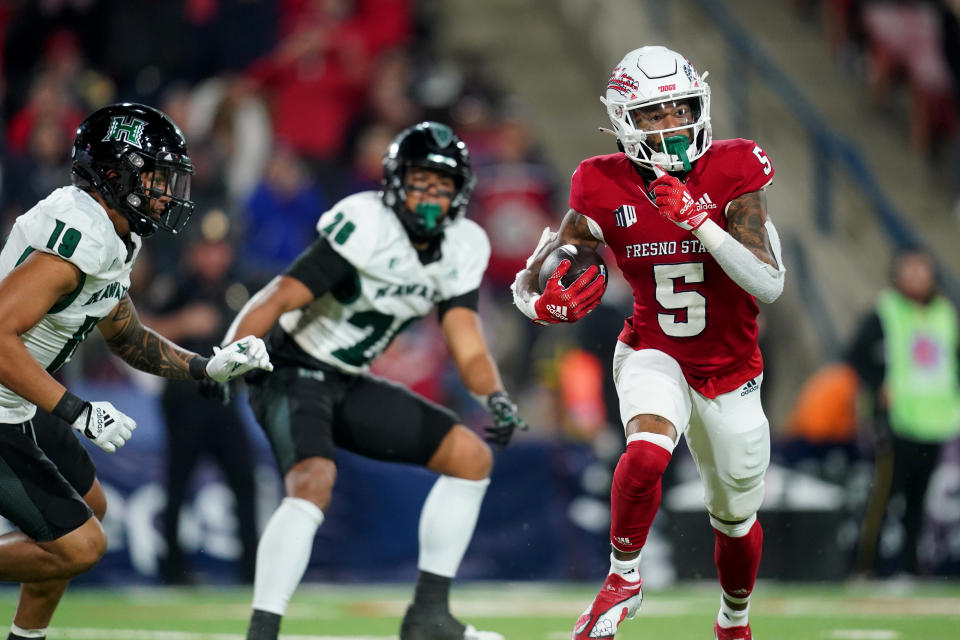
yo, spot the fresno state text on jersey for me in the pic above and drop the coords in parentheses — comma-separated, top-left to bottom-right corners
(570, 139, 774, 398)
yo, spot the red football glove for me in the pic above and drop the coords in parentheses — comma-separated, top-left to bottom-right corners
(533, 260, 606, 325)
(651, 171, 708, 231)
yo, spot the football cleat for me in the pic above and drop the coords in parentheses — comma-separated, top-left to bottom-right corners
(400, 605, 504, 640)
(714, 620, 753, 640)
(572, 573, 642, 639)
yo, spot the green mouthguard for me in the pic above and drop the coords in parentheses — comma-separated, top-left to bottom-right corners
(661, 135, 692, 171)
(415, 202, 444, 230)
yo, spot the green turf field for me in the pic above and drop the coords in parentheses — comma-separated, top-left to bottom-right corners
(1, 581, 957, 639)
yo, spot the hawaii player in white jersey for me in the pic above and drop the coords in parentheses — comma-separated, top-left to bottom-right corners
(223, 122, 524, 640)
(0, 103, 273, 640)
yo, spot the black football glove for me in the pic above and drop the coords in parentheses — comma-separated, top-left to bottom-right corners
(198, 377, 231, 406)
(484, 391, 527, 451)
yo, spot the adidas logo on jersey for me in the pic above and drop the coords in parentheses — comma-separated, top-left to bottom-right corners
(695, 193, 717, 211)
(546, 304, 568, 320)
(739, 378, 759, 397)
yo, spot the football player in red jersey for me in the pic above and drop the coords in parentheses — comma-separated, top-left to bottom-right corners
(511, 46, 785, 640)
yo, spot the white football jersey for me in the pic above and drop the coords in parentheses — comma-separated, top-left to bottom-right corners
(0, 186, 141, 422)
(279, 192, 490, 374)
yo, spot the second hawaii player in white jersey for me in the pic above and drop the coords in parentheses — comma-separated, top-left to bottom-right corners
(224, 122, 525, 640)
(0, 103, 273, 640)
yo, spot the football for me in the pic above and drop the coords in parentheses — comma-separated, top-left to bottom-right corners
(538, 244, 606, 292)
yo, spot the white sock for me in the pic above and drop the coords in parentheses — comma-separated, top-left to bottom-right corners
(418, 475, 490, 577)
(10, 624, 47, 638)
(251, 497, 324, 615)
(609, 551, 641, 583)
(717, 592, 750, 628)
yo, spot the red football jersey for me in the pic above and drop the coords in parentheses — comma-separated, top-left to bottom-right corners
(569, 139, 775, 398)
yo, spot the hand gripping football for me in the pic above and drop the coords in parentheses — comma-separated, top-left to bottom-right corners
(538, 244, 607, 292)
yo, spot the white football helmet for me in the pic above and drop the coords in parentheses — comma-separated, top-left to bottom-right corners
(601, 46, 712, 172)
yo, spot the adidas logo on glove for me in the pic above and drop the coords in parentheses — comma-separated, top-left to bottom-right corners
(546, 304, 568, 320)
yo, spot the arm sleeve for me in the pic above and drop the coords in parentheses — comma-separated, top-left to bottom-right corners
(693, 218, 786, 303)
(283, 237, 357, 298)
(437, 288, 480, 319)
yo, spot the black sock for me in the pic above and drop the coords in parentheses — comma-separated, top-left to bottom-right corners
(246, 609, 282, 640)
(411, 570, 452, 611)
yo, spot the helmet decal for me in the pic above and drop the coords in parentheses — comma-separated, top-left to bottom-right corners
(102, 116, 147, 149)
(607, 66, 639, 98)
(427, 123, 454, 147)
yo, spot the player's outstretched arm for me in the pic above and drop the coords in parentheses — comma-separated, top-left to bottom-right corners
(441, 306, 526, 450)
(222, 275, 315, 344)
(99, 295, 272, 382)
(99, 295, 211, 379)
(512, 209, 605, 324)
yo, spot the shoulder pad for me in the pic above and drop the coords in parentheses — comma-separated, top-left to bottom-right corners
(442, 218, 490, 295)
(24, 188, 113, 274)
(316, 192, 387, 269)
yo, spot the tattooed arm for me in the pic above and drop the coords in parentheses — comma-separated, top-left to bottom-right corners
(690, 189, 785, 303)
(725, 190, 779, 269)
(98, 295, 207, 380)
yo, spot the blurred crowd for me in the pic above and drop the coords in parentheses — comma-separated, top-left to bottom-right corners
(798, 0, 960, 205)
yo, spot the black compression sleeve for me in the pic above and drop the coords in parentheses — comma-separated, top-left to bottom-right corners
(437, 288, 480, 319)
(284, 237, 356, 298)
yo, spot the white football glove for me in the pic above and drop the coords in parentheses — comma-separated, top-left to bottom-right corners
(206, 335, 274, 382)
(72, 401, 137, 453)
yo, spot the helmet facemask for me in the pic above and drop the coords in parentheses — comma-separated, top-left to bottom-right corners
(394, 165, 468, 243)
(601, 46, 713, 173)
(111, 150, 194, 236)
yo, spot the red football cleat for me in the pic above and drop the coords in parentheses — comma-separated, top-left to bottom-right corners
(572, 573, 642, 639)
(714, 620, 752, 640)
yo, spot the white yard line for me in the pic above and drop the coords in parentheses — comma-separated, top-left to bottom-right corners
(825, 631, 900, 639)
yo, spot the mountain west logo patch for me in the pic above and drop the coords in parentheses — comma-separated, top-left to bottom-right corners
(614, 204, 637, 228)
(103, 116, 147, 149)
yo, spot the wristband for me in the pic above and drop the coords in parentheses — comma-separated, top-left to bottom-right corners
(189, 356, 210, 380)
(52, 391, 87, 423)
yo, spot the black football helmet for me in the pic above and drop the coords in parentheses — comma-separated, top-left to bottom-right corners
(71, 102, 195, 237)
(382, 121, 476, 243)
